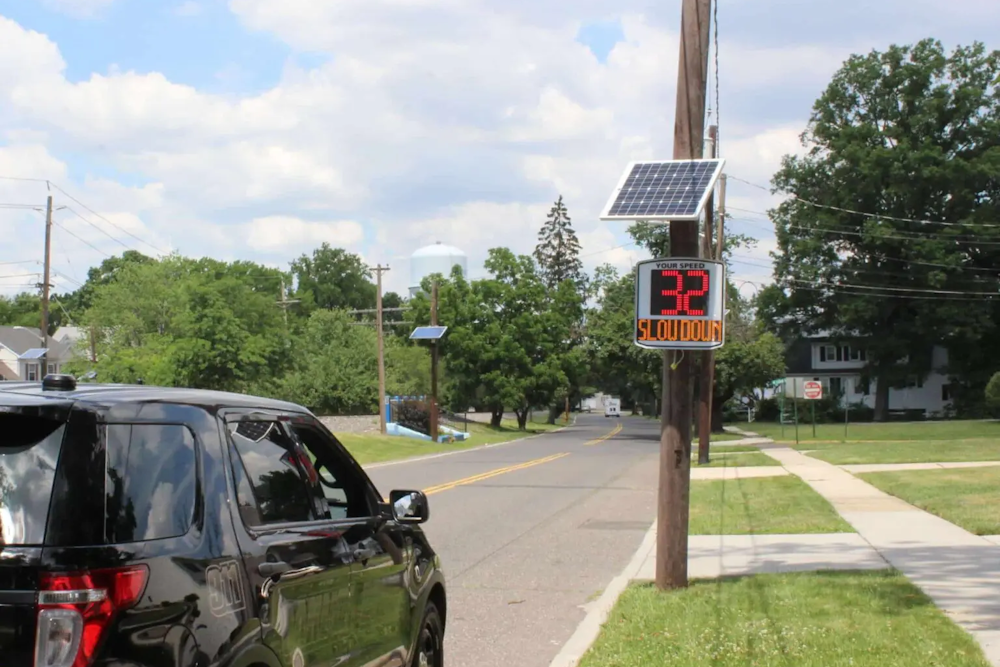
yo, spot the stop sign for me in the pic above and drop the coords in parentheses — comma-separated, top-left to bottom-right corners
(803, 381, 823, 400)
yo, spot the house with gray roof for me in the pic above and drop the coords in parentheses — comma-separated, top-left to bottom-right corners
(0, 326, 78, 381)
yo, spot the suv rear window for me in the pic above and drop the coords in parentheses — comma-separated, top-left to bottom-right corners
(0, 414, 65, 546)
(106, 424, 198, 543)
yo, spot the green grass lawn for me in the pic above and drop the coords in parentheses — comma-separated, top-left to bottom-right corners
(860, 467, 1000, 535)
(802, 440, 1000, 465)
(689, 475, 852, 535)
(579, 571, 990, 667)
(748, 419, 1000, 443)
(698, 449, 779, 468)
(339, 418, 565, 465)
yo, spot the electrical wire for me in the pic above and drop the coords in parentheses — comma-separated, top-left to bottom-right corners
(728, 175, 1000, 229)
(47, 182, 168, 256)
(51, 220, 112, 258)
(63, 206, 132, 252)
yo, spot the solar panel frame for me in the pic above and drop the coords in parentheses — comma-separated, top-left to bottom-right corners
(20, 348, 48, 360)
(409, 326, 448, 341)
(599, 159, 726, 222)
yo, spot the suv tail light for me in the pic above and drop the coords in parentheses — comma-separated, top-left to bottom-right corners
(35, 566, 149, 667)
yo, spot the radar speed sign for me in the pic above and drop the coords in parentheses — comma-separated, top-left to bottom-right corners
(634, 257, 726, 350)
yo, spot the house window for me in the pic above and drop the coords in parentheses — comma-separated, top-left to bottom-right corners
(47, 363, 57, 375)
(820, 345, 838, 362)
(855, 378, 870, 395)
(26, 364, 38, 381)
(850, 347, 867, 362)
(830, 377, 843, 396)
(906, 376, 924, 389)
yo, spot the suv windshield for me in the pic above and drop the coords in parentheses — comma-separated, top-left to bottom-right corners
(0, 414, 65, 546)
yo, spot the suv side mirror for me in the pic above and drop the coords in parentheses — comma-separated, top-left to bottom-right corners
(389, 490, 429, 524)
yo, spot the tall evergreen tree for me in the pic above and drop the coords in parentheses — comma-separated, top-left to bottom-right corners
(534, 195, 587, 293)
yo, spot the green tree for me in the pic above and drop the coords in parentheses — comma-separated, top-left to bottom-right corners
(410, 251, 577, 429)
(534, 195, 587, 294)
(585, 266, 661, 414)
(765, 39, 1000, 420)
(291, 243, 376, 312)
(55, 250, 155, 326)
(265, 309, 379, 414)
(385, 341, 432, 396)
(986, 372, 1000, 417)
(75, 255, 289, 390)
(0, 292, 42, 328)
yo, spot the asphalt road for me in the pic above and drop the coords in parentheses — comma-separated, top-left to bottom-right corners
(366, 414, 662, 667)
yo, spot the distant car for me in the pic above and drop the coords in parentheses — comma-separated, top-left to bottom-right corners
(0, 374, 446, 667)
(604, 398, 621, 418)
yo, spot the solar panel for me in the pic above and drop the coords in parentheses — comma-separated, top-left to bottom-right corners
(409, 326, 448, 341)
(20, 348, 48, 360)
(600, 159, 726, 221)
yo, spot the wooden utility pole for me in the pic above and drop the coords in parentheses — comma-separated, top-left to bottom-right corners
(39, 195, 53, 378)
(429, 281, 440, 442)
(374, 265, 390, 434)
(277, 279, 300, 328)
(697, 124, 719, 466)
(658, 0, 713, 591)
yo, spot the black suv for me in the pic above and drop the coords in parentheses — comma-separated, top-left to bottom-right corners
(0, 375, 446, 667)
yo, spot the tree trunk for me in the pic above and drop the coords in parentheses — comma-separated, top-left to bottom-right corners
(515, 407, 529, 430)
(874, 375, 890, 422)
(547, 405, 560, 424)
(490, 407, 503, 428)
(710, 391, 733, 432)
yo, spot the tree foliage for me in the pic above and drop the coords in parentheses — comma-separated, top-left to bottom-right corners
(763, 39, 1000, 420)
(986, 372, 1000, 417)
(290, 243, 376, 313)
(72, 255, 289, 390)
(534, 195, 587, 294)
(410, 249, 582, 429)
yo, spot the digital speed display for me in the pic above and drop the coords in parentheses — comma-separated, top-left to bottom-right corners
(634, 258, 726, 351)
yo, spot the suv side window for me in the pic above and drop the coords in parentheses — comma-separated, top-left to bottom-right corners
(287, 422, 374, 521)
(227, 420, 322, 526)
(105, 424, 198, 543)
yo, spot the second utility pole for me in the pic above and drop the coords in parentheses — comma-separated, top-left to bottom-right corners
(374, 265, 390, 435)
(39, 194, 54, 377)
(658, 0, 713, 591)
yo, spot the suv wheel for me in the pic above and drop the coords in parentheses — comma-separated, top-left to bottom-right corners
(413, 602, 444, 667)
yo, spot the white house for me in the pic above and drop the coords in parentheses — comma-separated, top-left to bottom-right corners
(0, 326, 77, 381)
(780, 334, 952, 417)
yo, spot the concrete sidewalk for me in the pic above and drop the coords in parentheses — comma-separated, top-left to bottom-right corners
(766, 446, 1000, 665)
(842, 460, 1000, 473)
(634, 532, 886, 580)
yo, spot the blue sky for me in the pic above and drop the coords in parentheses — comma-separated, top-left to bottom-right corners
(0, 0, 997, 297)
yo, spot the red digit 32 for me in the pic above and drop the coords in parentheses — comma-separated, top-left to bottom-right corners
(660, 269, 709, 316)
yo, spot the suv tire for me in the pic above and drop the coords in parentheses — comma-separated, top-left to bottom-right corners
(412, 602, 444, 667)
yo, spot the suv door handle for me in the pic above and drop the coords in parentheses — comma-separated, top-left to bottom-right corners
(259, 561, 292, 578)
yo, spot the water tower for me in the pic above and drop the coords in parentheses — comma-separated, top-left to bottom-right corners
(409, 242, 468, 298)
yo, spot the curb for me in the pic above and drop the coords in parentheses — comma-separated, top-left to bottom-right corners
(362, 415, 580, 470)
(548, 520, 657, 667)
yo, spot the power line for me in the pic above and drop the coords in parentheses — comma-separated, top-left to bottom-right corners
(740, 277, 996, 303)
(47, 181, 168, 255)
(0, 175, 48, 183)
(728, 175, 1000, 229)
(51, 220, 113, 258)
(63, 206, 133, 252)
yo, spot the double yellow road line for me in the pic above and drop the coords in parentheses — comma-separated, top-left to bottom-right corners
(585, 421, 623, 446)
(386, 423, 624, 501)
(422, 452, 570, 496)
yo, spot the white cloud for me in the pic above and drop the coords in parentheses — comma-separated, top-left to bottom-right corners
(0, 2, 986, 298)
(40, 0, 117, 18)
(245, 216, 364, 252)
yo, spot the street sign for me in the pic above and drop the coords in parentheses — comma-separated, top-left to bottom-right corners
(803, 381, 823, 400)
(634, 257, 726, 350)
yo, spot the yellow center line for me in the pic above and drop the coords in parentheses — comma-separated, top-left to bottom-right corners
(421, 452, 570, 496)
(585, 422, 623, 446)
